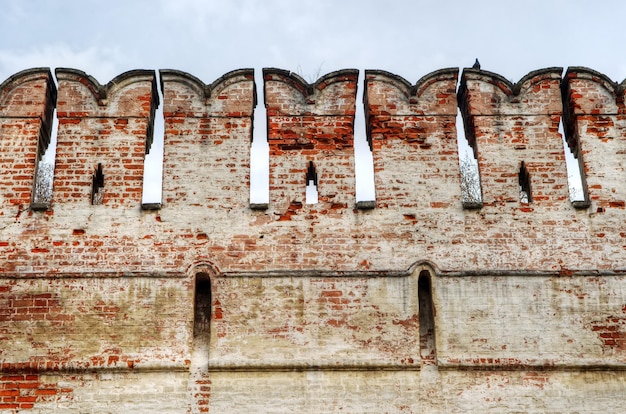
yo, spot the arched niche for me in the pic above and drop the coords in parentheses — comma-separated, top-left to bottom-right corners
(194, 272, 213, 341)
(418, 269, 436, 365)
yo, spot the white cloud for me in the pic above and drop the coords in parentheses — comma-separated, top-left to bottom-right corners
(0, 44, 129, 83)
(3, 0, 626, 204)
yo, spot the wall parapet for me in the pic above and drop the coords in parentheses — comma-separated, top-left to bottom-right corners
(50, 69, 158, 211)
(0, 65, 626, 272)
(365, 68, 459, 209)
(159, 69, 255, 211)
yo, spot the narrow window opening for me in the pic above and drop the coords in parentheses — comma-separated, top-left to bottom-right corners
(355, 70, 376, 202)
(418, 270, 436, 365)
(456, 107, 482, 208)
(194, 276, 212, 340)
(250, 69, 270, 206)
(141, 70, 164, 205)
(92, 163, 104, 205)
(305, 161, 318, 204)
(32, 108, 58, 207)
(560, 117, 588, 205)
(189, 273, 213, 409)
(518, 161, 531, 203)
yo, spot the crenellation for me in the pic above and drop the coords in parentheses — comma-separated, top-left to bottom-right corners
(264, 68, 358, 211)
(459, 67, 569, 208)
(365, 69, 460, 210)
(52, 69, 158, 210)
(159, 69, 255, 219)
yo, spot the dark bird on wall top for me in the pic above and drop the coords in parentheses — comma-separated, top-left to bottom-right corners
(472, 59, 481, 70)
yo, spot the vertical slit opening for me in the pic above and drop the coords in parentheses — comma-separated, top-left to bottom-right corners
(560, 117, 588, 205)
(250, 69, 269, 204)
(355, 70, 375, 202)
(456, 105, 482, 208)
(32, 109, 58, 206)
(519, 161, 531, 203)
(418, 270, 436, 365)
(141, 70, 164, 204)
(194, 274, 212, 340)
(305, 161, 318, 204)
(91, 163, 104, 205)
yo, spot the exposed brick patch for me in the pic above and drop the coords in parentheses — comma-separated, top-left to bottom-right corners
(0, 291, 72, 324)
(522, 371, 551, 389)
(190, 376, 212, 413)
(0, 373, 73, 411)
(589, 307, 626, 352)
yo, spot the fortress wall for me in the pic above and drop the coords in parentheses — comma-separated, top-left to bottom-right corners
(1, 66, 626, 412)
(3, 66, 620, 275)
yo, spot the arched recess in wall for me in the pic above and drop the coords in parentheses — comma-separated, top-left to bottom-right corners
(194, 273, 212, 340)
(418, 269, 436, 365)
(191, 262, 219, 343)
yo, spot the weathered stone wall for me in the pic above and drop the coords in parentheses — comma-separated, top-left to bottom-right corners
(1, 65, 626, 413)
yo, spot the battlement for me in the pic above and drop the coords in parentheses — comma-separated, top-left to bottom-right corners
(159, 69, 255, 213)
(264, 68, 358, 209)
(458, 67, 569, 208)
(1, 66, 622, 215)
(51, 69, 158, 212)
(3, 66, 626, 413)
(1, 66, 626, 271)
(0, 69, 56, 210)
(365, 68, 459, 209)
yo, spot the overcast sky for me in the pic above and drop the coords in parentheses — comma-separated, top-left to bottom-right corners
(2, 0, 625, 202)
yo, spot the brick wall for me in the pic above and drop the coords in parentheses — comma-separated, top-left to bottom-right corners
(2, 65, 626, 412)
